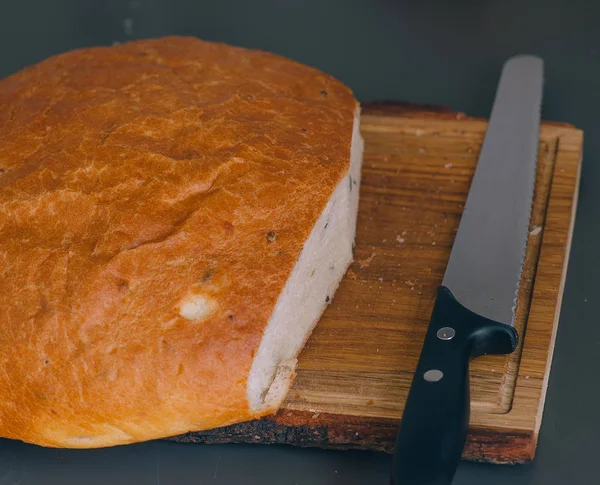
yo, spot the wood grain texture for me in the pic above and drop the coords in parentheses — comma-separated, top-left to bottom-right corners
(171, 104, 583, 464)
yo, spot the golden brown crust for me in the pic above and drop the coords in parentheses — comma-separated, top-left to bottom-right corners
(0, 36, 357, 447)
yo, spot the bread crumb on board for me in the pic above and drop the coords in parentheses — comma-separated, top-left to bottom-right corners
(357, 252, 377, 269)
(530, 225, 543, 236)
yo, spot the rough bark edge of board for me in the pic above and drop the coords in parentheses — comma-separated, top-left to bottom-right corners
(169, 409, 534, 464)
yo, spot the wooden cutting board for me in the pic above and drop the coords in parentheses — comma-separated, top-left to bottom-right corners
(172, 103, 583, 464)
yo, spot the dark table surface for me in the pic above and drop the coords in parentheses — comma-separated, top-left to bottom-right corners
(0, 0, 597, 483)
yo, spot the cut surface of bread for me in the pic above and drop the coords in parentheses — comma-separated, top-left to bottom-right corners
(0, 36, 362, 448)
(249, 112, 363, 413)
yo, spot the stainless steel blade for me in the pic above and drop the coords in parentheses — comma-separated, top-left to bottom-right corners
(442, 55, 543, 326)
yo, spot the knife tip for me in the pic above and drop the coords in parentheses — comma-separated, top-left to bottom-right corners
(505, 55, 544, 71)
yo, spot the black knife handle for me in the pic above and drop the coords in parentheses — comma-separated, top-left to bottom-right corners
(391, 286, 518, 485)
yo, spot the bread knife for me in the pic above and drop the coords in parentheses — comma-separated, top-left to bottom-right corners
(391, 55, 544, 485)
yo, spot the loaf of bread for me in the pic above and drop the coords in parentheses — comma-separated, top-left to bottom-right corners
(0, 36, 363, 448)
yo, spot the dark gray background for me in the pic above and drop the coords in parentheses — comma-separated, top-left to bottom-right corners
(0, 0, 596, 483)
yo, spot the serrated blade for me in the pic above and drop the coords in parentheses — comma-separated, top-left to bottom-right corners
(442, 55, 543, 326)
